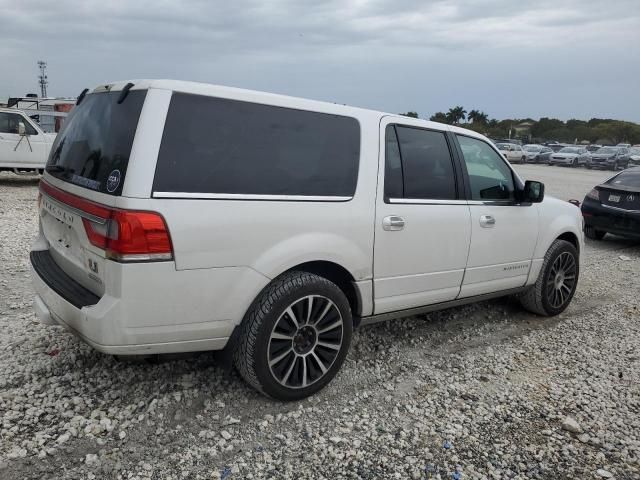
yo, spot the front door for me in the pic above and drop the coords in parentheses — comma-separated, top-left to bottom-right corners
(454, 134, 538, 297)
(373, 119, 471, 314)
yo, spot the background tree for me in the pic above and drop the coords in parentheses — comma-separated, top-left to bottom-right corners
(446, 106, 467, 125)
(467, 109, 488, 125)
(400, 111, 419, 118)
(429, 112, 448, 123)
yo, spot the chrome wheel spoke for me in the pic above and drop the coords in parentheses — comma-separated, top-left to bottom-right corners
(268, 294, 343, 389)
(317, 341, 340, 351)
(317, 319, 343, 334)
(269, 348, 293, 367)
(285, 307, 299, 329)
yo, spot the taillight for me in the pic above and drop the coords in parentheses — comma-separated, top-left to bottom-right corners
(586, 188, 599, 201)
(40, 181, 173, 262)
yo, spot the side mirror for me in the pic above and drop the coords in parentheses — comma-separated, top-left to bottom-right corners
(523, 180, 544, 203)
(18, 121, 27, 136)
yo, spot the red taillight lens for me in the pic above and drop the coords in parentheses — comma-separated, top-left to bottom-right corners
(586, 189, 599, 201)
(40, 181, 173, 262)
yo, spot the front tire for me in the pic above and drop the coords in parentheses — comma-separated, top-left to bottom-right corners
(519, 240, 579, 316)
(233, 271, 353, 400)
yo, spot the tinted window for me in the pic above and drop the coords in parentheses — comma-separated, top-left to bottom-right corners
(606, 170, 640, 188)
(393, 126, 456, 200)
(154, 93, 360, 197)
(384, 125, 403, 198)
(0, 112, 37, 135)
(46, 91, 147, 195)
(457, 135, 515, 201)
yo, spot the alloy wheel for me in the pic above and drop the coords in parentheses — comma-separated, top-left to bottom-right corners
(267, 295, 344, 389)
(546, 252, 577, 309)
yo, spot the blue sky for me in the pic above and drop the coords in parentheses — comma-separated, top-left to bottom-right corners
(1, 0, 639, 121)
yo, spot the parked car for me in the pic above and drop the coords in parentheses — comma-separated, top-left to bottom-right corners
(496, 143, 526, 163)
(586, 146, 631, 170)
(0, 108, 56, 175)
(548, 146, 590, 167)
(582, 167, 640, 240)
(616, 143, 631, 148)
(31, 80, 583, 400)
(628, 147, 640, 167)
(523, 144, 553, 164)
(585, 144, 602, 153)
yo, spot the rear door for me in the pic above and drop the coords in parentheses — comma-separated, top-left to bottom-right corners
(373, 119, 471, 314)
(454, 134, 538, 297)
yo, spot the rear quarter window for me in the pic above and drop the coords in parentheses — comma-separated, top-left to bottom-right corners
(153, 93, 360, 197)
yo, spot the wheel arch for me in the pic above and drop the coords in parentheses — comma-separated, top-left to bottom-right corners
(282, 260, 362, 318)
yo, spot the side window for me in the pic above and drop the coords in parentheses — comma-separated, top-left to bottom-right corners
(457, 135, 515, 201)
(20, 116, 38, 135)
(154, 93, 360, 197)
(384, 125, 403, 198)
(389, 126, 457, 200)
(0, 113, 38, 135)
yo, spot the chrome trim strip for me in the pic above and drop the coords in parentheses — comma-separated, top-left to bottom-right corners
(152, 192, 353, 202)
(388, 198, 468, 205)
(601, 203, 640, 214)
(388, 198, 514, 206)
(41, 193, 107, 225)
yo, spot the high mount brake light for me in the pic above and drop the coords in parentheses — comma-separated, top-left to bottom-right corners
(39, 181, 173, 262)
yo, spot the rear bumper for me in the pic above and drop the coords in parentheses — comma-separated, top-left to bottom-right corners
(30, 248, 270, 355)
(582, 201, 640, 239)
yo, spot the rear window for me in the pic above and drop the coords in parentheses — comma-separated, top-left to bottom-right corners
(606, 170, 640, 188)
(46, 90, 147, 195)
(153, 93, 360, 197)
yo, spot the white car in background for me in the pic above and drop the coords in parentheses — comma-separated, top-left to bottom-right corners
(629, 147, 640, 166)
(548, 146, 590, 167)
(0, 108, 56, 174)
(496, 143, 526, 164)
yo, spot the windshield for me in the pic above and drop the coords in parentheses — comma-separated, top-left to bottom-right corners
(524, 145, 541, 152)
(46, 90, 147, 195)
(595, 147, 617, 154)
(558, 147, 581, 153)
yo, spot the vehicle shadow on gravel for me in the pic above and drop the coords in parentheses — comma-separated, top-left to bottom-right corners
(0, 175, 41, 188)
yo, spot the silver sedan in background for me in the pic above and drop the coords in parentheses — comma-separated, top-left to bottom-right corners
(548, 146, 590, 167)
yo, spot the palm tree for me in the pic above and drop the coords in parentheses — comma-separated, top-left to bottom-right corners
(430, 112, 448, 123)
(446, 106, 467, 125)
(468, 109, 488, 125)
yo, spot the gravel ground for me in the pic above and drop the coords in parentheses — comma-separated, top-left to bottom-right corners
(1, 168, 639, 480)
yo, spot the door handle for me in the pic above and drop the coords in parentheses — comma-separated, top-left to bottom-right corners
(382, 215, 405, 231)
(479, 215, 496, 228)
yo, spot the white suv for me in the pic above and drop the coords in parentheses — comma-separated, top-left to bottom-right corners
(31, 80, 583, 400)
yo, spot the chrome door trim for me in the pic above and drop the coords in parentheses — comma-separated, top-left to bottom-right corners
(152, 192, 353, 202)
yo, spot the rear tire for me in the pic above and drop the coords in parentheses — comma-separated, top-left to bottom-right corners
(233, 271, 352, 401)
(584, 224, 606, 240)
(519, 240, 579, 316)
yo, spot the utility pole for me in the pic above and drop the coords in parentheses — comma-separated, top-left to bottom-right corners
(37, 60, 48, 98)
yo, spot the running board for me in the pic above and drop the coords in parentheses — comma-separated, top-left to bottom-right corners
(357, 287, 527, 327)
